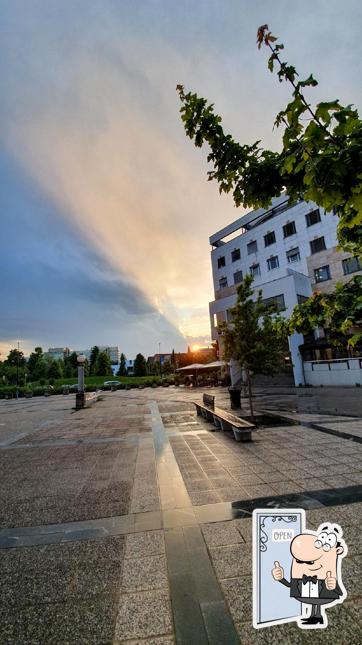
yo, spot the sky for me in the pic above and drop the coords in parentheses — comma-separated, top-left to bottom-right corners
(1, 0, 362, 358)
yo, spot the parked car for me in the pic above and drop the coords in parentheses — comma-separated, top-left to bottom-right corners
(103, 380, 120, 386)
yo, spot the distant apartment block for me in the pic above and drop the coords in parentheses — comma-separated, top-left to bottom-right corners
(209, 195, 362, 386)
(98, 346, 120, 365)
(47, 347, 70, 360)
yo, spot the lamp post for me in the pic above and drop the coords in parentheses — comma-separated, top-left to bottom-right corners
(158, 342, 162, 377)
(76, 354, 86, 409)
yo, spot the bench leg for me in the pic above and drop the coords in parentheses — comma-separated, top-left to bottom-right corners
(232, 426, 252, 442)
(220, 419, 231, 432)
(195, 405, 202, 416)
(212, 415, 221, 431)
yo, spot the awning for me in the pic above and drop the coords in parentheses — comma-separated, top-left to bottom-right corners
(176, 361, 229, 373)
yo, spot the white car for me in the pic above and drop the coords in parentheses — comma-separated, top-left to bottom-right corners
(103, 380, 120, 386)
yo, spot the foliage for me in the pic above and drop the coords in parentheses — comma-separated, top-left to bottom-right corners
(162, 359, 174, 375)
(289, 275, 362, 347)
(219, 275, 288, 421)
(89, 346, 100, 375)
(177, 26, 362, 256)
(117, 352, 127, 376)
(5, 348, 26, 367)
(94, 351, 112, 376)
(134, 353, 147, 376)
(47, 359, 63, 380)
(27, 347, 43, 377)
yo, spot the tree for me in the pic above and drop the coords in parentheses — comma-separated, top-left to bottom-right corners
(162, 359, 173, 375)
(47, 359, 63, 380)
(134, 353, 147, 377)
(5, 348, 26, 367)
(177, 26, 362, 256)
(89, 346, 99, 375)
(94, 351, 112, 376)
(117, 353, 127, 376)
(219, 275, 287, 422)
(63, 352, 78, 379)
(27, 347, 43, 377)
(288, 275, 362, 349)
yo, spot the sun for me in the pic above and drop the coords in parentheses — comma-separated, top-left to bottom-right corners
(191, 344, 201, 352)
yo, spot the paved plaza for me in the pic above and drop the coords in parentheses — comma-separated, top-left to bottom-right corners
(0, 387, 361, 643)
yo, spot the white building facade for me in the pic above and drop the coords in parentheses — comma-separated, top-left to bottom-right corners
(209, 195, 361, 386)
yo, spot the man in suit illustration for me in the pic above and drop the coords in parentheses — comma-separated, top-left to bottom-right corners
(272, 523, 347, 628)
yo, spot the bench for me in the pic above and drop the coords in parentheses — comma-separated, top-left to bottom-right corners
(192, 394, 255, 442)
(75, 390, 102, 409)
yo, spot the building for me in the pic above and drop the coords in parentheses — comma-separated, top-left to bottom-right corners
(148, 353, 173, 366)
(47, 347, 70, 360)
(98, 346, 120, 365)
(209, 195, 362, 386)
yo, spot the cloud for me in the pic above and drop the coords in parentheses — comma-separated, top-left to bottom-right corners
(1, 1, 362, 355)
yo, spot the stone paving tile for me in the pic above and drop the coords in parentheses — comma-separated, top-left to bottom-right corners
(302, 604, 362, 644)
(334, 555, 360, 598)
(271, 481, 304, 494)
(208, 544, 245, 578)
(346, 471, 362, 484)
(121, 554, 168, 592)
(306, 503, 362, 529)
(240, 483, 278, 498)
(184, 477, 213, 492)
(201, 521, 243, 547)
(220, 574, 252, 625)
(234, 518, 252, 544)
(189, 490, 221, 505)
(232, 473, 265, 486)
(235, 620, 305, 644)
(125, 530, 165, 558)
(114, 589, 173, 641)
(0, 536, 125, 643)
(122, 637, 174, 645)
(218, 487, 249, 502)
(257, 470, 289, 483)
(0, 594, 118, 644)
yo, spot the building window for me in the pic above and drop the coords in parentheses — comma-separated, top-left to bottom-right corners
(310, 236, 326, 254)
(219, 276, 228, 289)
(217, 256, 225, 268)
(306, 209, 321, 227)
(249, 263, 260, 278)
(267, 255, 279, 271)
(231, 248, 241, 262)
(264, 231, 276, 247)
(233, 270, 243, 284)
(342, 256, 361, 275)
(262, 294, 285, 312)
(286, 247, 300, 264)
(226, 309, 234, 322)
(283, 221, 296, 238)
(297, 294, 309, 304)
(247, 240, 257, 254)
(314, 265, 331, 283)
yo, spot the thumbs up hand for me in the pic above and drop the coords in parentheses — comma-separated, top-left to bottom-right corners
(325, 571, 337, 590)
(272, 561, 284, 581)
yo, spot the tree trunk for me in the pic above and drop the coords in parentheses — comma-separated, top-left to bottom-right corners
(246, 369, 255, 424)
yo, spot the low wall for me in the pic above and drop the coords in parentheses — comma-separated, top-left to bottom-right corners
(304, 357, 362, 386)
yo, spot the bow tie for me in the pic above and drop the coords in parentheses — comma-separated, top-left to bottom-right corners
(302, 574, 318, 584)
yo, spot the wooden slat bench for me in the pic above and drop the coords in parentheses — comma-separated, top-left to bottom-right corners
(193, 394, 255, 442)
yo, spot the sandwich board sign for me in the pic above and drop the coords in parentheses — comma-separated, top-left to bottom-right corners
(253, 509, 305, 628)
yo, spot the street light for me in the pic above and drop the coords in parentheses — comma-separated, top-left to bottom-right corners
(76, 354, 86, 409)
(158, 342, 162, 377)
